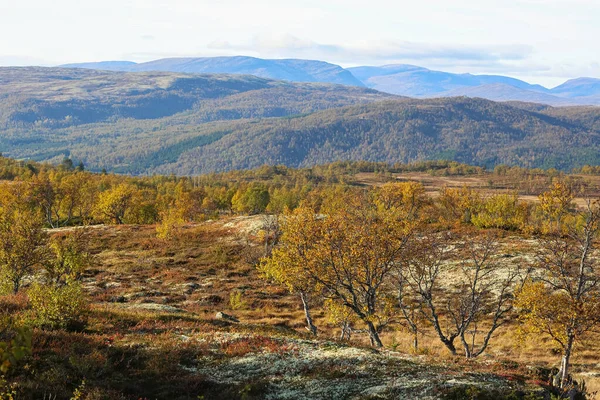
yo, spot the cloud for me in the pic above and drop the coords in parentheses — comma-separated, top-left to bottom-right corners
(208, 34, 534, 65)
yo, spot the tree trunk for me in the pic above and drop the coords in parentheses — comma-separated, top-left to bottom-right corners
(413, 331, 418, 352)
(366, 320, 383, 348)
(340, 322, 351, 340)
(12, 278, 20, 294)
(442, 338, 457, 355)
(425, 298, 457, 355)
(460, 333, 473, 359)
(464, 209, 472, 224)
(300, 291, 317, 336)
(560, 335, 575, 388)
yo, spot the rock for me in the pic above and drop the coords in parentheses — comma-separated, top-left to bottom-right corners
(215, 311, 239, 323)
(108, 295, 126, 303)
(183, 283, 200, 295)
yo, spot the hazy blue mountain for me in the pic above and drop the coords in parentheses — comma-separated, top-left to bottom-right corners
(348, 64, 600, 106)
(347, 64, 549, 97)
(59, 61, 138, 71)
(551, 78, 600, 98)
(442, 84, 582, 106)
(61, 56, 365, 87)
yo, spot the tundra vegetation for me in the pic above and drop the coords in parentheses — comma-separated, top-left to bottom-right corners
(2, 156, 600, 398)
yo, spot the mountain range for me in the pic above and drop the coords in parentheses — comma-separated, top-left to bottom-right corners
(60, 56, 600, 106)
(61, 57, 364, 87)
(3, 67, 600, 175)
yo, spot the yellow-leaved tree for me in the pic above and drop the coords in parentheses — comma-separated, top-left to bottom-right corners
(261, 182, 424, 346)
(437, 186, 482, 227)
(45, 230, 91, 285)
(29, 230, 91, 330)
(471, 193, 529, 231)
(537, 181, 575, 234)
(0, 183, 48, 294)
(259, 206, 321, 335)
(94, 183, 136, 224)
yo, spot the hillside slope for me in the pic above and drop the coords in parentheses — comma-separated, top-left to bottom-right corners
(3, 67, 600, 174)
(0, 67, 391, 126)
(151, 97, 600, 174)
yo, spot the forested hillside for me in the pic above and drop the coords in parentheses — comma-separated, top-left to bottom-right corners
(153, 98, 600, 174)
(3, 67, 600, 175)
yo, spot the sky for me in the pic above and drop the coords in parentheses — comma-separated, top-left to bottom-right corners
(1, 0, 598, 88)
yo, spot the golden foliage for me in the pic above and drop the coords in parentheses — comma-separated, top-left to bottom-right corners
(27, 282, 88, 330)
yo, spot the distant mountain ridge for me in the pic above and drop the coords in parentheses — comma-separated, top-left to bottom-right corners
(61, 56, 364, 87)
(61, 57, 600, 107)
(348, 64, 600, 106)
(347, 64, 549, 95)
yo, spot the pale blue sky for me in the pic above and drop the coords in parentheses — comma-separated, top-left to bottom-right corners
(1, 0, 598, 87)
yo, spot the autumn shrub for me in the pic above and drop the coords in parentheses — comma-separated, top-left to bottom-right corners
(471, 193, 529, 231)
(0, 325, 32, 400)
(27, 282, 87, 330)
(46, 231, 91, 285)
(0, 275, 12, 297)
(211, 245, 229, 267)
(436, 186, 480, 226)
(229, 290, 246, 310)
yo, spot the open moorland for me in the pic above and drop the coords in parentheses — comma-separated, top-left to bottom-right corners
(1, 158, 600, 399)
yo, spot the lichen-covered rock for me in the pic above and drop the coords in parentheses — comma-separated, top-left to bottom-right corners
(215, 311, 240, 322)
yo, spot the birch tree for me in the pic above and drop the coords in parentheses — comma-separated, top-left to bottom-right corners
(262, 183, 424, 347)
(516, 199, 600, 388)
(402, 231, 520, 357)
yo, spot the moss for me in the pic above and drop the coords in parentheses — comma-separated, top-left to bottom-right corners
(441, 385, 544, 400)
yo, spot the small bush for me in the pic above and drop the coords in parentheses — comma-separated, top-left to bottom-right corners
(27, 282, 87, 330)
(0, 375, 18, 400)
(211, 245, 229, 266)
(229, 290, 246, 310)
